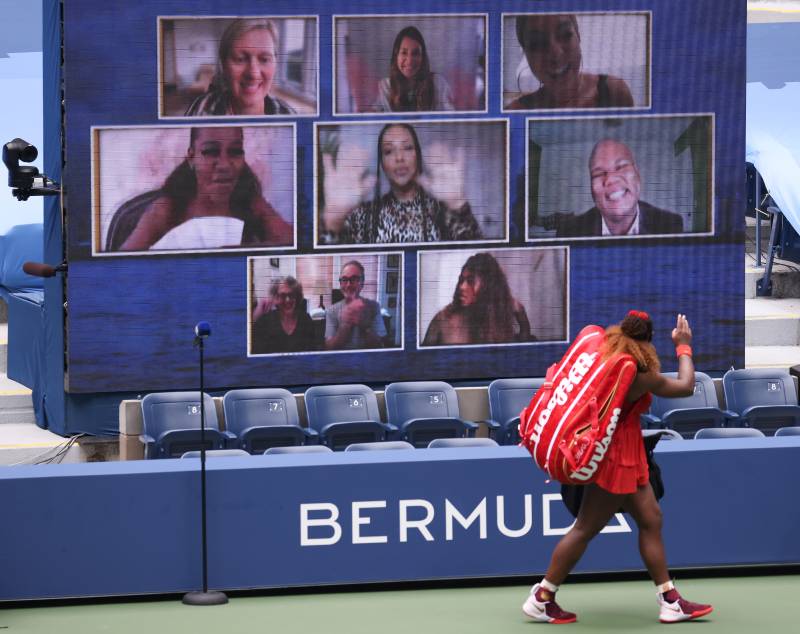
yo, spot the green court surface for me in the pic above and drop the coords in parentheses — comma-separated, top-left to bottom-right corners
(1, 574, 795, 634)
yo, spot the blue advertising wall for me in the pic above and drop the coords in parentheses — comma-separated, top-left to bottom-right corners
(1, 438, 798, 601)
(46, 0, 744, 432)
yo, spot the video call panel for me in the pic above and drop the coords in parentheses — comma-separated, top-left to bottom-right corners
(61, 1, 744, 392)
(92, 124, 296, 255)
(333, 14, 488, 115)
(526, 115, 713, 241)
(314, 119, 508, 248)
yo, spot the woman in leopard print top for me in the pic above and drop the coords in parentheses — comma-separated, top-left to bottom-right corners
(323, 123, 482, 245)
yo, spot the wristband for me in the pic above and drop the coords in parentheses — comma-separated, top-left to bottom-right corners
(675, 344, 692, 358)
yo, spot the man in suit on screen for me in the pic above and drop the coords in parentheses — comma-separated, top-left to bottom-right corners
(557, 139, 684, 238)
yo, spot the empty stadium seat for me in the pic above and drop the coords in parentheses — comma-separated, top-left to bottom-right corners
(722, 368, 800, 434)
(641, 372, 737, 438)
(222, 388, 317, 454)
(384, 381, 488, 448)
(488, 377, 544, 444)
(642, 429, 683, 442)
(304, 384, 397, 450)
(774, 426, 800, 437)
(140, 392, 227, 459)
(427, 437, 499, 448)
(180, 449, 250, 459)
(344, 441, 415, 451)
(264, 445, 333, 454)
(694, 427, 766, 440)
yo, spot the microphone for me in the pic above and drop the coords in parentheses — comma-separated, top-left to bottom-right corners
(184, 316, 227, 606)
(194, 321, 211, 345)
(23, 261, 67, 278)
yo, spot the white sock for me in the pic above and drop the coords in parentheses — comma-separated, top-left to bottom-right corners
(656, 580, 675, 594)
(540, 578, 559, 593)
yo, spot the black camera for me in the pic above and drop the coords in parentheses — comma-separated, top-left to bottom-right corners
(3, 138, 60, 201)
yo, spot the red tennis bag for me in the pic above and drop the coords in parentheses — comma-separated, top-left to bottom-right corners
(518, 325, 638, 485)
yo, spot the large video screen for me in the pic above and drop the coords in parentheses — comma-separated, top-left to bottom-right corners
(62, 1, 744, 393)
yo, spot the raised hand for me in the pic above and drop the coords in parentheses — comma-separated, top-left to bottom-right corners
(341, 298, 373, 329)
(416, 143, 467, 210)
(321, 144, 376, 234)
(253, 296, 276, 321)
(671, 313, 692, 346)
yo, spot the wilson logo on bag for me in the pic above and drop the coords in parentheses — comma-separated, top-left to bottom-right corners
(518, 325, 637, 485)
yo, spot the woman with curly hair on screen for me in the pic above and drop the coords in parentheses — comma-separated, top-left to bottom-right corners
(373, 25, 454, 113)
(422, 253, 531, 346)
(106, 127, 291, 251)
(522, 312, 713, 625)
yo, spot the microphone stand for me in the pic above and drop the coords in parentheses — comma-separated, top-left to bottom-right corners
(183, 328, 228, 606)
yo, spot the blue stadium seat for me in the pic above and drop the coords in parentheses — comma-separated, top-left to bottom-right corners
(427, 437, 499, 449)
(304, 384, 397, 451)
(774, 426, 800, 437)
(694, 427, 766, 440)
(488, 377, 544, 445)
(264, 445, 333, 454)
(140, 392, 227, 459)
(642, 429, 683, 442)
(722, 368, 800, 434)
(222, 388, 317, 454)
(641, 372, 737, 438)
(180, 449, 250, 459)
(384, 381, 488, 448)
(345, 441, 415, 451)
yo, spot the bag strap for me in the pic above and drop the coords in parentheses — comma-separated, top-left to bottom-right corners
(522, 363, 556, 431)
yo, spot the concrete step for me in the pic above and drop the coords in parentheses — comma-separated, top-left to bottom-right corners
(745, 345, 800, 370)
(745, 315, 800, 346)
(744, 216, 800, 366)
(745, 296, 800, 346)
(745, 214, 800, 299)
(0, 322, 6, 373)
(0, 408, 37, 425)
(745, 213, 771, 250)
(0, 369, 35, 425)
(745, 254, 800, 299)
(0, 424, 119, 465)
(0, 423, 82, 466)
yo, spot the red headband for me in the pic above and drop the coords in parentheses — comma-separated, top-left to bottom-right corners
(627, 310, 650, 321)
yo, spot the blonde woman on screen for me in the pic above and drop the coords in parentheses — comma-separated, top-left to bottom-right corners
(186, 19, 295, 116)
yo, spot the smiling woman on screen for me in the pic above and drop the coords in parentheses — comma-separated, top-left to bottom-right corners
(186, 19, 296, 116)
(321, 123, 481, 245)
(106, 127, 291, 252)
(508, 14, 633, 110)
(373, 25, 454, 113)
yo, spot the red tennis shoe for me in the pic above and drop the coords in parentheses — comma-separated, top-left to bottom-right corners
(522, 584, 577, 624)
(657, 589, 713, 623)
